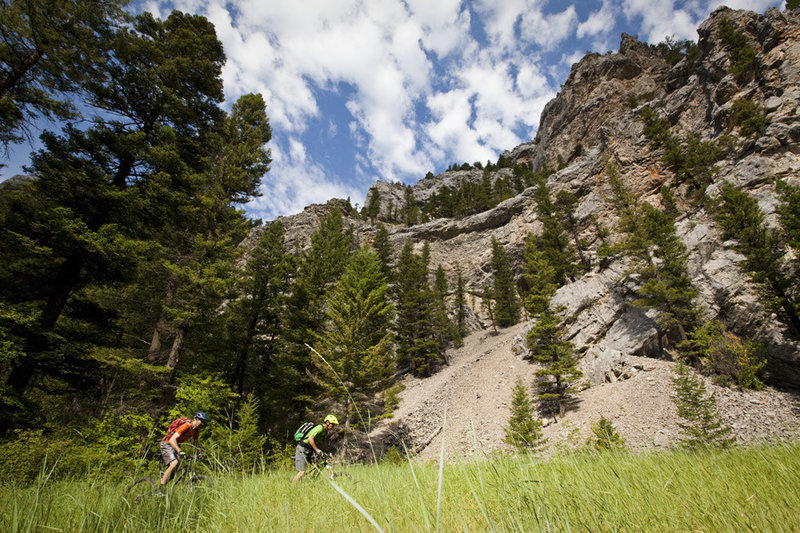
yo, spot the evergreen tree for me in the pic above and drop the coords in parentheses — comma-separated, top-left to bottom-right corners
(527, 303, 582, 418)
(0, 10, 240, 435)
(282, 206, 354, 418)
(312, 247, 395, 430)
(432, 265, 453, 361)
(364, 187, 381, 223)
(0, 0, 127, 148)
(394, 240, 440, 376)
(533, 174, 579, 283)
(605, 161, 700, 342)
(371, 223, 393, 280)
(217, 221, 295, 397)
(453, 268, 468, 344)
(402, 185, 420, 226)
(490, 238, 521, 327)
(776, 180, 800, 250)
(504, 377, 546, 452)
(716, 182, 799, 333)
(670, 363, 734, 449)
(520, 232, 558, 316)
(587, 416, 625, 451)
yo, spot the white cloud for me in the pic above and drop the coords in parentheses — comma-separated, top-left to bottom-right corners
(577, 0, 617, 39)
(520, 6, 579, 50)
(140, 0, 779, 220)
(246, 138, 364, 219)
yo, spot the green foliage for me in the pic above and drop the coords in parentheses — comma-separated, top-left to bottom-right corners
(381, 445, 406, 464)
(716, 182, 799, 332)
(211, 396, 267, 473)
(504, 377, 546, 452)
(718, 19, 757, 84)
(656, 36, 700, 69)
(639, 107, 725, 196)
(788, 0, 800, 9)
(0, 0, 127, 147)
(587, 416, 625, 451)
(394, 240, 441, 377)
(527, 303, 582, 418)
(604, 160, 700, 341)
(490, 238, 521, 327)
(521, 232, 558, 316)
(0, 428, 142, 484)
(682, 320, 766, 390)
(311, 246, 395, 426)
(776, 179, 800, 250)
(670, 363, 734, 449)
(731, 98, 768, 137)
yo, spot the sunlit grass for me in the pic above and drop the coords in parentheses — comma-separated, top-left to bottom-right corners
(2, 442, 799, 532)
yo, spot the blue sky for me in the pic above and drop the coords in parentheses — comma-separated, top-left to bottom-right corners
(0, 0, 784, 221)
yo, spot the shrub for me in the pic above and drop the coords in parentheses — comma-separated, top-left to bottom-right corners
(587, 416, 625, 451)
(731, 98, 768, 137)
(684, 320, 766, 390)
(671, 363, 734, 449)
(718, 19, 757, 84)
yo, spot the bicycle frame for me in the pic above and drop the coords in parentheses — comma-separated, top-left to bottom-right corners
(306, 458, 335, 480)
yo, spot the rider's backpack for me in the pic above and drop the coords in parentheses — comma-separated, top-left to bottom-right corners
(166, 417, 192, 439)
(294, 422, 315, 442)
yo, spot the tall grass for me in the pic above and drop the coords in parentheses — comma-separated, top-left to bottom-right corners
(2, 442, 799, 532)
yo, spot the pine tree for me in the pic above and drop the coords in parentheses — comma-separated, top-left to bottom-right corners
(605, 161, 700, 342)
(504, 377, 546, 452)
(394, 240, 440, 376)
(312, 247, 395, 429)
(282, 206, 354, 418)
(527, 303, 582, 418)
(670, 363, 734, 449)
(371, 224, 393, 280)
(520, 232, 558, 316)
(0, 0, 127, 147)
(587, 416, 625, 451)
(364, 187, 381, 223)
(490, 238, 521, 327)
(453, 268, 467, 344)
(716, 182, 799, 333)
(218, 221, 295, 397)
(432, 265, 453, 361)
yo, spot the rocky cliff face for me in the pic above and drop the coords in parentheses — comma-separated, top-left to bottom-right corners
(256, 6, 800, 390)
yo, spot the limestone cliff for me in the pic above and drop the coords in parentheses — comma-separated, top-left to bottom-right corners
(254, 6, 800, 390)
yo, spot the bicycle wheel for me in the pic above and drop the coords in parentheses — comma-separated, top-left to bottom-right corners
(125, 477, 157, 503)
(189, 474, 211, 490)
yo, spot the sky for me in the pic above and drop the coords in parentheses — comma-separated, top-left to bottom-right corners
(0, 0, 784, 221)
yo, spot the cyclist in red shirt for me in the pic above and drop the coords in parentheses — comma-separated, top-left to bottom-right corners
(159, 411, 209, 487)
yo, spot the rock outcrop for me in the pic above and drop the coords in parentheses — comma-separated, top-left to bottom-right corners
(256, 7, 800, 397)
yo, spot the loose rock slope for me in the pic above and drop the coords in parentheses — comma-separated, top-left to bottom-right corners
(386, 323, 800, 462)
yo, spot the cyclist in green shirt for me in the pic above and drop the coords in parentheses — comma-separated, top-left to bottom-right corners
(292, 414, 338, 483)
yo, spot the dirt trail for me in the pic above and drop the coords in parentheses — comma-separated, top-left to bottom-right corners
(383, 324, 800, 462)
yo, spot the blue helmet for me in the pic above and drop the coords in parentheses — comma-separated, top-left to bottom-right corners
(195, 411, 209, 422)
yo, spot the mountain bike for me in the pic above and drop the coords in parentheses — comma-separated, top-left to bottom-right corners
(124, 453, 211, 503)
(306, 456, 350, 481)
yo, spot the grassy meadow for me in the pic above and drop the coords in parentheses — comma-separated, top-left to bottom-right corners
(2, 442, 799, 532)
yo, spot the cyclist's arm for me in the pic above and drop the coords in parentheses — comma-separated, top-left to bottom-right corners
(307, 433, 321, 453)
(169, 431, 183, 453)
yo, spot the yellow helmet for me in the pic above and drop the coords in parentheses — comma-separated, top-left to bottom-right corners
(324, 414, 339, 425)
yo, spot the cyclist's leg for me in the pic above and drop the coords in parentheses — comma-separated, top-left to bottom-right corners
(292, 444, 311, 484)
(159, 441, 179, 486)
